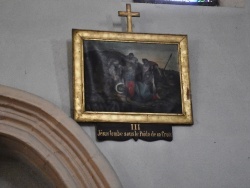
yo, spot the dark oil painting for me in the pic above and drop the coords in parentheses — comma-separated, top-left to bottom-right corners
(84, 40, 182, 114)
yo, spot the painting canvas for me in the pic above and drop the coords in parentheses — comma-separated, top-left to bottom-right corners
(73, 30, 193, 124)
(84, 40, 181, 113)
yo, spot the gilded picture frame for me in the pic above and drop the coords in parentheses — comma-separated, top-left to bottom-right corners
(73, 29, 193, 124)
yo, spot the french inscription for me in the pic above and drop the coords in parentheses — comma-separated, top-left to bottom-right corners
(96, 123, 172, 142)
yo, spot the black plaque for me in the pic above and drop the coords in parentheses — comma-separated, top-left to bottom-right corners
(96, 123, 172, 142)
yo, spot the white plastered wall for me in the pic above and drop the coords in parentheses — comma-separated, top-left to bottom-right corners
(220, 0, 245, 7)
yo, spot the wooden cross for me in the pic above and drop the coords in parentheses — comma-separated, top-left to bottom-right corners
(118, 4, 140, 33)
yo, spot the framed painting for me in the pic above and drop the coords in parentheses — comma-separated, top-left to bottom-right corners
(73, 30, 193, 124)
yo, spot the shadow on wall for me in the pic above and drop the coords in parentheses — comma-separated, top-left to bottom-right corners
(51, 40, 73, 117)
(0, 136, 54, 188)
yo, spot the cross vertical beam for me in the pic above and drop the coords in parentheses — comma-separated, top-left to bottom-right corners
(118, 4, 140, 32)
